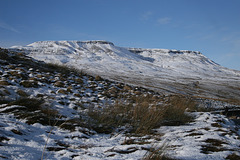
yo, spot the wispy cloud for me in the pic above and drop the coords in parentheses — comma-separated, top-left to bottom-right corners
(220, 32, 240, 42)
(141, 11, 153, 21)
(140, 12, 172, 26)
(220, 32, 240, 51)
(200, 34, 215, 40)
(225, 53, 240, 58)
(0, 21, 20, 33)
(217, 52, 240, 70)
(157, 17, 171, 25)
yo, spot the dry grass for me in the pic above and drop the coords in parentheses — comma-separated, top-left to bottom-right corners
(143, 142, 176, 160)
(87, 94, 166, 134)
(162, 95, 196, 126)
(88, 95, 196, 134)
(43, 63, 85, 77)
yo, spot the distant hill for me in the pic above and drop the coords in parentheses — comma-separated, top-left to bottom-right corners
(11, 40, 240, 102)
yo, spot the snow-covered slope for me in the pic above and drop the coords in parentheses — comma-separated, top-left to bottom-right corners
(1, 48, 240, 160)
(11, 40, 240, 100)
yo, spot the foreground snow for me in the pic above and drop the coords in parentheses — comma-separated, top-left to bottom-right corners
(1, 111, 239, 159)
(157, 113, 240, 160)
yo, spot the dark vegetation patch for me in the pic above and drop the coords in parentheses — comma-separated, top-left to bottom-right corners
(185, 132, 204, 137)
(11, 129, 23, 135)
(108, 147, 139, 154)
(201, 145, 225, 154)
(0, 48, 10, 60)
(0, 99, 11, 105)
(58, 118, 91, 132)
(7, 98, 44, 111)
(55, 140, 70, 148)
(211, 123, 222, 128)
(0, 136, 10, 143)
(204, 138, 227, 147)
(0, 155, 8, 159)
(201, 138, 228, 154)
(0, 98, 60, 126)
(226, 153, 240, 160)
(47, 147, 65, 151)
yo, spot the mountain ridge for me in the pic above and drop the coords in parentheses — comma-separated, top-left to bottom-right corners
(10, 40, 240, 101)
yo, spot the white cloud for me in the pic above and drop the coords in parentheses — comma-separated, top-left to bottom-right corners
(0, 21, 20, 33)
(157, 17, 171, 25)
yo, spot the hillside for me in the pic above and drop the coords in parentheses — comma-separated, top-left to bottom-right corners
(11, 40, 240, 102)
(1, 48, 240, 159)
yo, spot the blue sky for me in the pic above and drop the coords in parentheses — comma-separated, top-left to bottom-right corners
(0, 0, 240, 70)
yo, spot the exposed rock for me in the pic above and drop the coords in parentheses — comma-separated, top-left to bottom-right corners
(9, 71, 18, 76)
(67, 86, 73, 93)
(74, 93, 82, 97)
(28, 77, 38, 81)
(0, 88, 10, 96)
(54, 81, 65, 87)
(123, 85, 131, 91)
(57, 89, 68, 94)
(0, 80, 10, 86)
(95, 75, 103, 81)
(18, 73, 29, 80)
(20, 80, 38, 88)
(75, 78, 83, 84)
(36, 74, 43, 78)
(7, 65, 15, 69)
(134, 91, 141, 95)
(82, 40, 114, 45)
(16, 89, 29, 97)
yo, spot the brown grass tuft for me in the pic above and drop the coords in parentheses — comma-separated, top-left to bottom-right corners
(88, 95, 196, 134)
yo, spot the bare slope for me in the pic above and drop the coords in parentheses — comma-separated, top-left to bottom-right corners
(11, 40, 240, 101)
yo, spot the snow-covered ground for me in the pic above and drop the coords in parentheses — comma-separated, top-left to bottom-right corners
(157, 112, 240, 160)
(11, 40, 240, 101)
(1, 111, 239, 160)
(1, 43, 239, 159)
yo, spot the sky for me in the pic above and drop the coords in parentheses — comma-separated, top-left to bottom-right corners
(0, 0, 240, 70)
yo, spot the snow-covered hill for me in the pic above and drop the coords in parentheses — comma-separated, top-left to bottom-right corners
(1, 48, 240, 160)
(11, 40, 240, 101)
